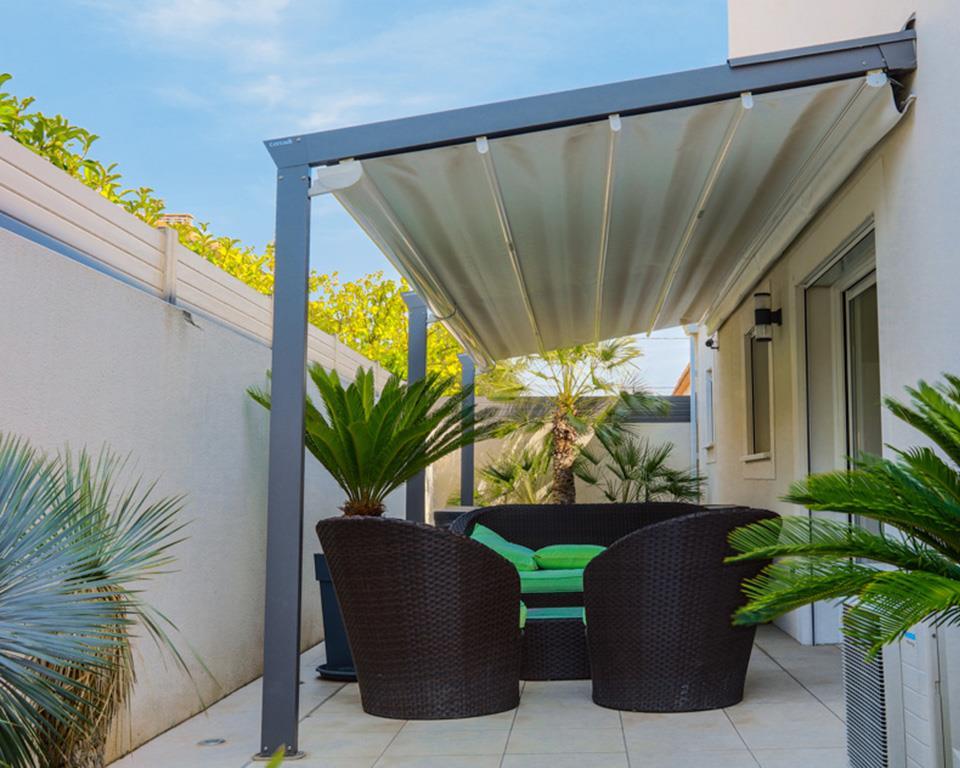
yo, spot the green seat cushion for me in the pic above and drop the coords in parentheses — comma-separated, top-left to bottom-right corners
(470, 524, 538, 571)
(534, 544, 605, 570)
(519, 568, 583, 594)
(520, 601, 528, 629)
(527, 606, 584, 622)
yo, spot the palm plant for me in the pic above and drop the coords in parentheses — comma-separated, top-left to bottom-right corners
(490, 338, 659, 504)
(476, 439, 553, 505)
(574, 429, 703, 503)
(727, 374, 960, 655)
(0, 436, 187, 768)
(249, 365, 498, 516)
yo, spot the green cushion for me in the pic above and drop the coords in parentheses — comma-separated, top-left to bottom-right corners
(527, 606, 584, 621)
(534, 544, 605, 570)
(519, 568, 583, 593)
(470, 524, 538, 571)
(520, 601, 528, 629)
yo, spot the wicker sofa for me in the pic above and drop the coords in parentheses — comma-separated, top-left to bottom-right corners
(450, 503, 775, 698)
(448, 503, 703, 607)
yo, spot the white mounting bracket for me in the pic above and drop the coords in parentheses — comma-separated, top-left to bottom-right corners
(740, 92, 754, 110)
(866, 69, 888, 88)
(309, 160, 364, 196)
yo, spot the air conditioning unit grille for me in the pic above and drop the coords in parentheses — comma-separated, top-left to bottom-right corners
(843, 605, 889, 768)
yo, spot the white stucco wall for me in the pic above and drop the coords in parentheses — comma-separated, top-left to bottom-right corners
(429, 418, 693, 511)
(704, 1, 960, 643)
(0, 226, 400, 759)
(728, 0, 915, 59)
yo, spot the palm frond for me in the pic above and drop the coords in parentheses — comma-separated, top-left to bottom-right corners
(250, 365, 499, 515)
(730, 373, 960, 657)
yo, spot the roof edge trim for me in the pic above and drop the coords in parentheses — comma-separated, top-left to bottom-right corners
(264, 28, 917, 169)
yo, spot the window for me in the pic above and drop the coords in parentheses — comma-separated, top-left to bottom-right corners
(745, 334, 772, 456)
(704, 368, 715, 447)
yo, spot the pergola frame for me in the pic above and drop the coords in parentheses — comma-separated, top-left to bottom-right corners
(257, 27, 916, 758)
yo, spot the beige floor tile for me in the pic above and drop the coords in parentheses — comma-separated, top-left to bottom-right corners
(514, 701, 620, 730)
(725, 701, 845, 750)
(501, 754, 630, 768)
(506, 726, 625, 754)
(398, 709, 516, 732)
(621, 709, 746, 752)
(375, 756, 502, 768)
(753, 747, 848, 767)
(384, 728, 508, 756)
(627, 749, 759, 767)
(286, 757, 378, 768)
(298, 730, 397, 758)
(301, 709, 405, 734)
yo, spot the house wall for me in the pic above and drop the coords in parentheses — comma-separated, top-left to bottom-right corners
(707, 0, 960, 643)
(0, 135, 396, 759)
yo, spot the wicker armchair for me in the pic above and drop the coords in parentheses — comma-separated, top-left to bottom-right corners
(315, 516, 521, 719)
(583, 506, 777, 712)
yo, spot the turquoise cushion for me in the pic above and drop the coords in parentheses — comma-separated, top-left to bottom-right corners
(520, 601, 528, 629)
(527, 606, 584, 621)
(470, 524, 538, 571)
(534, 544, 605, 570)
(519, 568, 583, 594)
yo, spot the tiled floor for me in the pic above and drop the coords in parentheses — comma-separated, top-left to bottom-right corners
(112, 625, 848, 767)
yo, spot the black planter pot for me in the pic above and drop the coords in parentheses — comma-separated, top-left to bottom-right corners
(314, 553, 356, 681)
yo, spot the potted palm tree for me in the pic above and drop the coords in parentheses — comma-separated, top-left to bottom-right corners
(249, 364, 495, 678)
(727, 374, 960, 655)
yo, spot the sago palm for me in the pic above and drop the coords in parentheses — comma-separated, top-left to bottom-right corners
(727, 374, 960, 655)
(249, 365, 497, 516)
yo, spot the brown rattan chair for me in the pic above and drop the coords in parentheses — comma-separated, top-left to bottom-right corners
(583, 506, 777, 712)
(315, 516, 521, 719)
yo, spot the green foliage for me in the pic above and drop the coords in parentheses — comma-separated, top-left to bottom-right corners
(0, 73, 484, 389)
(477, 439, 554, 505)
(490, 337, 661, 504)
(0, 436, 188, 767)
(574, 430, 703, 503)
(727, 374, 960, 655)
(249, 366, 499, 516)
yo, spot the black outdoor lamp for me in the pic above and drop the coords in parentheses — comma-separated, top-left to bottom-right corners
(752, 292, 782, 342)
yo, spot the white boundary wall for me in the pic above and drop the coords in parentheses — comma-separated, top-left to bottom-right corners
(0, 133, 396, 759)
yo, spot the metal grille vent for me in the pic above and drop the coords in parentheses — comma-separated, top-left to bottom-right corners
(842, 604, 888, 767)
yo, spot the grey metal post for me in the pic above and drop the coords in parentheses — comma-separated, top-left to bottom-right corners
(458, 353, 475, 506)
(258, 164, 311, 759)
(402, 292, 427, 522)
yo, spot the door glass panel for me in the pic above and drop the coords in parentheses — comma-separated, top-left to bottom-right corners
(845, 277, 881, 534)
(846, 281, 882, 460)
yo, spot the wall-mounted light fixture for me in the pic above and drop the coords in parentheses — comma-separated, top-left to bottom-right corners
(752, 292, 782, 342)
(705, 335, 719, 350)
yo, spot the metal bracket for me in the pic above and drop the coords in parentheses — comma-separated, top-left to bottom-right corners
(309, 160, 364, 196)
(866, 69, 888, 88)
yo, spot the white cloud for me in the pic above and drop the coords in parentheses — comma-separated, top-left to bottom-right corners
(297, 92, 389, 131)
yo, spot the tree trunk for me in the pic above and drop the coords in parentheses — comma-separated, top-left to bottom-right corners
(52, 733, 106, 768)
(551, 412, 578, 504)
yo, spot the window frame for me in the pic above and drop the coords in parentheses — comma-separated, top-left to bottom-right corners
(742, 330, 774, 463)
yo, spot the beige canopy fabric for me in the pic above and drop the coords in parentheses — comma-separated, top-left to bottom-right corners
(327, 74, 908, 366)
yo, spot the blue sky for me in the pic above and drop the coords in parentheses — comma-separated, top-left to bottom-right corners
(5, 0, 728, 389)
